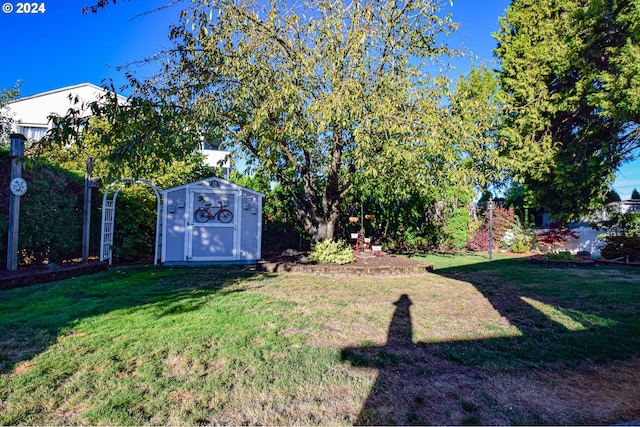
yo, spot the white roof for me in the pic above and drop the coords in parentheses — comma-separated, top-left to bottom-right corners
(8, 83, 127, 127)
(161, 176, 265, 198)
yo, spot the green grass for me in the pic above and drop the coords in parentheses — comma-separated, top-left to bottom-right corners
(413, 253, 640, 366)
(1, 256, 639, 425)
(0, 266, 348, 425)
(407, 251, 517, 270)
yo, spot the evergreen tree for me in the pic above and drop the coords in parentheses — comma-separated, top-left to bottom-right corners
(606, 188, 622, 203)
(495, 0, 640, 218)
(632, 189, 640, 200)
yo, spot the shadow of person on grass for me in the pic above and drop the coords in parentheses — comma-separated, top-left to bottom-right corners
(341, 279, 640, 425)
(342, 294, 432, 425)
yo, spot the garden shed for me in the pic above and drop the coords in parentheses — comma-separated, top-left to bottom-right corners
(160, 177, 264, 265)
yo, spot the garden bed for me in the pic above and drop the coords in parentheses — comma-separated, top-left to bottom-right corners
(257, 251, 434, 275)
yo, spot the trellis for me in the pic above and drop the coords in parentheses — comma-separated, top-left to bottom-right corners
(100, 178, 163, 265)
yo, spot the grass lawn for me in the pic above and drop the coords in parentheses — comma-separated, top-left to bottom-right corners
(1, 255, 639, 425)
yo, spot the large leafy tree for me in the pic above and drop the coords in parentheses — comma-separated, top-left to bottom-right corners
(495, 0, 640, 217)
(84, 0, 460, 243)
(446, 66, 509, 192)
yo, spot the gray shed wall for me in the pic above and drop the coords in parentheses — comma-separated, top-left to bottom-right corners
(162, 179, 263, 264)
(239, 190, 262, 260)
(164, 188, 188, 262)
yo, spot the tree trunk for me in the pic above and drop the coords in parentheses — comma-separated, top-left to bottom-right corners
(295, 127, 347, 245)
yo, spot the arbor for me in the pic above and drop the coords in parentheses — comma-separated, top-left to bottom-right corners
(85, 0, 460, 243)
(495, 0, 640, 217)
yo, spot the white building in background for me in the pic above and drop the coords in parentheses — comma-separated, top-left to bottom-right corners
(6, 83, 120, 141)
(5, 82, 230, 178)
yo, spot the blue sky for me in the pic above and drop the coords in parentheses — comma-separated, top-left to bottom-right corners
(1, 0, 637, 198)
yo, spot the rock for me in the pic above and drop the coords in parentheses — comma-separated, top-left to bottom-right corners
(45, 263, 60, 270)
(282, 249, 300, 256)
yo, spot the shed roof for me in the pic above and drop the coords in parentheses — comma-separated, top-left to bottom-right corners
(161, 176, 265, 198)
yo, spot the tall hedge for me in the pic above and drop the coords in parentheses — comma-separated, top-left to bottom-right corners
(0, 149, 101, 267)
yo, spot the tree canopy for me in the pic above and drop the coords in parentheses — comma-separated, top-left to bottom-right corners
(75, 0, 465, 243)
(495, 0, 640, 217)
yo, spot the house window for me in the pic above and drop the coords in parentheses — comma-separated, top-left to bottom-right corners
(19, 126, 48, 141)
(203, 140, 221, 151)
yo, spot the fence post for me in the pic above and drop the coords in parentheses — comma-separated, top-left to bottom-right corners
(7, 134, 26, 271)
(488, 197, 495, 261)
(82, 157, 93, 263)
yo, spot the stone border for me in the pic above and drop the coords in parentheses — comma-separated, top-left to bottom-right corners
(529, 256, 596, 267)
(0, 261, 109, 291)
(255, 260, 434, 276)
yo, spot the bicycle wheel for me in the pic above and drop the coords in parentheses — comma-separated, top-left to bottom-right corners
(218, 209, 233, 223)
(194, 208, 209, 223)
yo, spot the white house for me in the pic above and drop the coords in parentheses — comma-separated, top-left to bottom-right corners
(608, 199, 640, 215)
(5, 83, 230, 177)
(5, 83, 123, 140)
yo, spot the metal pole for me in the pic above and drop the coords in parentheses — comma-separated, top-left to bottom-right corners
(488, 197, 494, 261)
(82, 157, 93, 263)
(7, 134, 26, 271)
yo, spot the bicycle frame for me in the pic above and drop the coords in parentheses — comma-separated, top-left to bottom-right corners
(194, 200, 234, 223)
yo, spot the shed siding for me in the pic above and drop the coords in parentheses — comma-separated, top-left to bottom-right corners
(239, 191, 262, 260)
(165, 188, 188, 262)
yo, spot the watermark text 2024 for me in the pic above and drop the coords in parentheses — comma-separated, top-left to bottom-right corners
(2, 2, 47, 14)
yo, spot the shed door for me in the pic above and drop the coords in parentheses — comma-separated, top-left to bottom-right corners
(187, 190, 238, 261)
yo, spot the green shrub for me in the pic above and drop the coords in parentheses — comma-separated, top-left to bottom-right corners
(308, 240, 355, 264)
(510, 242, 530, 253)
(506, 216, 534, 253)
(110, 186, 157, 262)
(543, 251, 574, 261)
(600, 236, 640, 262)
(444, 208, 473, 250)
(1, 150, 93, 267)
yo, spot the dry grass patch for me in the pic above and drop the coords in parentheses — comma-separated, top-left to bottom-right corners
(258, 273, 519, 348)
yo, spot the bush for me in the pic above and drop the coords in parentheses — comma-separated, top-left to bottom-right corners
(467, 206, 516, 252)
(543, 250, 574, 261)
(444, 208, 473, 250)
(111, 186, 158, 262)
(506, 216, 534, 253)
(467, 228, 491, 252)
(1, 150, 94, 267)
(308, 240, 355, 264)
(536, 220, 577, 251)
(600, 236, 640, 262)
(510, 242, 530, 253)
